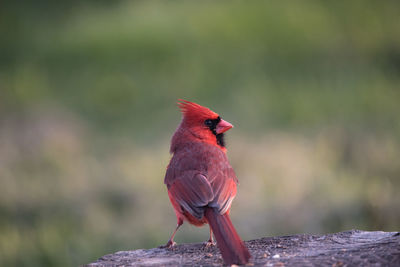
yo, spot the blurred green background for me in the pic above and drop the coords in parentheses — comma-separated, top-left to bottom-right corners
(1, 1, 399, 266)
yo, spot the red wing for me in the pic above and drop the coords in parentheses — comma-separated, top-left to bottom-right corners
(165, 142, 238, 217)
(168, 171, 214, 219)
(209, 171, 237, 214)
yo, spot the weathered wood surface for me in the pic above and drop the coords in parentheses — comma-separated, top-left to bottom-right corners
(84, 230, 399, 266)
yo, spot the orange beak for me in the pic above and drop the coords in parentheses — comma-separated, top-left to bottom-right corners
(215, 119, 233, 134)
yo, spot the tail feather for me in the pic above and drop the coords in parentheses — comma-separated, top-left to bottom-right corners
(204, 208, 251, 265)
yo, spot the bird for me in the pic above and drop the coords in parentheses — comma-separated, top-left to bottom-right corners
(162, 99, 251, 265)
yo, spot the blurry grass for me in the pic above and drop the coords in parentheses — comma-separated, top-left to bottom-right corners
(2, 1, 400, 135)
(0, 0, 399, 266)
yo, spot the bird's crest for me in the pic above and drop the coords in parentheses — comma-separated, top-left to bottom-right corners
(177, 99, 219, 121)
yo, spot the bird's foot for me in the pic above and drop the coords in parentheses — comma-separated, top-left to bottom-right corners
(203, 240, 216, 249)
(159, 240, 177, 249)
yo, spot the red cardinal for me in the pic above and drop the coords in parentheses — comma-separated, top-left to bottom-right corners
(163, 99, 251, 265)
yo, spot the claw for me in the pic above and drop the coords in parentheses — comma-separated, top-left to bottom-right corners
(204, 240, 216, 249)
(159, 240, 177, 249)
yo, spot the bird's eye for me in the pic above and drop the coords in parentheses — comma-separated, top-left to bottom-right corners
(204, 119, 213, 127)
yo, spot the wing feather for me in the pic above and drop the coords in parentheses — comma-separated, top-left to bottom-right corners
(168, 172, 214, 219)
(165, 142, 238, 219)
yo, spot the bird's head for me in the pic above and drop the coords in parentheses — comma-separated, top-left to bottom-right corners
(174, 99, 233, 150)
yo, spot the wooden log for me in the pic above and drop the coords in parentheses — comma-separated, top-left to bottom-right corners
(84, 230, 400, 266)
